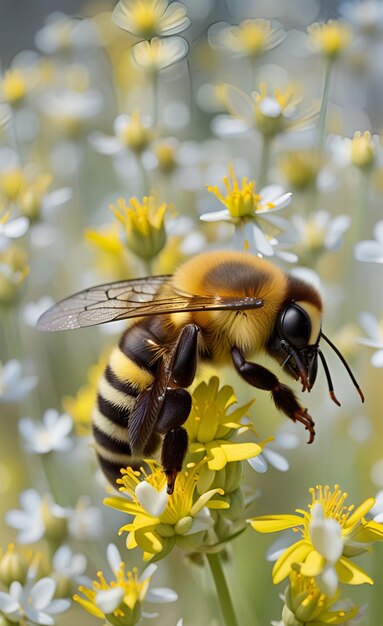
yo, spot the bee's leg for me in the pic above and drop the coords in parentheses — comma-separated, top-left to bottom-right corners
(159, 324, 200, 494)
(231, 346, 315, 443)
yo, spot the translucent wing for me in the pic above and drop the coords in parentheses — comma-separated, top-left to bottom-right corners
(36, 275, 264, 331)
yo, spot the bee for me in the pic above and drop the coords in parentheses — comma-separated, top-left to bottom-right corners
(38, 250, 364, 494)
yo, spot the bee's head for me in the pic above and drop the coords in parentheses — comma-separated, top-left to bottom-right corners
(268, 301, 321, 391)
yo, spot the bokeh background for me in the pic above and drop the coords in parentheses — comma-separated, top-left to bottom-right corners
(1, 1, 383, 624)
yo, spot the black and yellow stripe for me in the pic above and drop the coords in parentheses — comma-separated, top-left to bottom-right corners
(93, 322, 163, 486)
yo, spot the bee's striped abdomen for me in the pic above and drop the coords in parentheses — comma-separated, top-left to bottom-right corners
(93, 323, 162, 486)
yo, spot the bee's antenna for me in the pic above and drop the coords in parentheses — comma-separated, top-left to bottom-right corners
(318, 349, 341, 407)
(321, 332, 365, 403)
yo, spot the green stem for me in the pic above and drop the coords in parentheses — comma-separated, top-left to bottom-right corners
(137, 154, 150, 196)
(206, 552, 239, 626)
(258, 135, 272, 189)
(152, 70, 159, 125)
(317, 59, 333, 155)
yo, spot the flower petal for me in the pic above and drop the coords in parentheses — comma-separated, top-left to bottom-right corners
(272, 540, 312, 584)
(249, 514, 304, 533)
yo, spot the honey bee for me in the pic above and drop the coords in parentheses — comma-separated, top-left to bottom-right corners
(38, 251, 364, 494)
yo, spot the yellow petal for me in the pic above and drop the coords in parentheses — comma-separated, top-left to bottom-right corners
(299, 549, 325, 577)
(218, 440, 263, 464)
(343, 498, 375, 530)
(351, 520, 383, 543)
(273, 540, 312, 584)
(206, 442, 227, 470)
(336, 556, 373, 585)
(249, 514, 304, 533)
(73, 596, 104, 619)
(135, 527, 164, 555)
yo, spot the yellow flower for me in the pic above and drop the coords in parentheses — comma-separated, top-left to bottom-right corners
(207, 169, 262, 219)
(249, 484, 383, 587)
(221, 82, 316, 137)
(63, 352, 110, 436)
(0, 168, 26, 202)
(19, 173, 53, 222)
(85, 223, 130, 280)
(112, 0, 190, 40)
(111, 196, 168, 261)
(0, 245, 29, 306)
(74, 562, 153, 625)
(104, 460, 228, 561)
(350, 131, 376, 169)
(118, 111, 153, 154)
(186, 377, 265, 490)
(216, 18, 285, 59)
(281, 571, 359, 625)
(2, 70, 27, 105)
(278, 150, 319, 190)
(308, 21, 352, 59)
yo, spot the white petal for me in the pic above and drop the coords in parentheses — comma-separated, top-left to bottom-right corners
(316, 566, 339, 596)
(266, 533, 297, 561)
(2, 359, 22, 385)
(354, 240, 383, 263)
(25, 607, 55, 626)
(20, 488, 41, 512)
(309, 504, 343, 563)
(371, 349, 383, 367)
(259, 97, 282, 118)
(44, 599, 71, 615)
(211, 114, 249, 137)
(18, 417, 38, 441)
(359, 312, 381, 340)
(262, 448, 289, 472)
(52, 545, 71, 570)
(0, 592, 20, 613)
(135, 482, 168, 517)
(199, 209, 232, 222)
(29, 578, 56, 609)
(96, 588, 124, 614)
(1, 217, 30, 238)
(374, 220, 383, 245)
(88, 131, 122, 155)
(107, 543, 123, 574)
(146, 587, 178, 603)
(138, 563, 157, 584)
(43, 187, 72, 209)
(248, 454, 268, 473)
(275, 250, 298, 263)
(186, 508, 213, 534)
(252, 225, 274, 256)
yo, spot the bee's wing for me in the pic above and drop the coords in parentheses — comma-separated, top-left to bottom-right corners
(36, 275, 264, 331)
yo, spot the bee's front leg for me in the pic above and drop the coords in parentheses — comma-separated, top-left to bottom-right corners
(231, 346, 315, 443)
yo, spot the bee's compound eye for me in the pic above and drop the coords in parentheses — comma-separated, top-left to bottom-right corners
(280, 304, 311, 348)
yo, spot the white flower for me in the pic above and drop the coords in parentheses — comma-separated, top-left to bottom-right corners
(68, 495, 103, 540)
(291, 210, 351, 254)
(201, 182, 292, 257)
(0, 359, 38, 403)
(112, 0, 190, 39)
(5, 489, 70, 544)
(357, 312, 383, 367)
(89, 112, 153, 156)
(132, 36, 189, 72)
(51, 545, 88, 588)
(19, 409, 73, 454)
(354, 220, 383, 263)
(39, 89, 103, 125)
(35, 12, 99, 54)
(0, 577, 70, 625)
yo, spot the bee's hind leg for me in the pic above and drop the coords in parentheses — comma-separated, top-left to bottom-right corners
(231, 346, 315, 443)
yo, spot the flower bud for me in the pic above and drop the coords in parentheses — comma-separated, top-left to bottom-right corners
(0, 245, 29, 306)
(175, 516, 194, 535)
(219, 487, 245, 521)
(281, 604, 302, 626)
(155, 142, 178, 174)
(3, 71, 26, 106)
(278, 151, 318, 190)
(350, 131, 375, 170)
(0, 544, 28, 587)
(120, 112, 152, 154)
